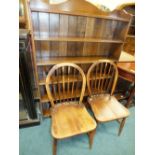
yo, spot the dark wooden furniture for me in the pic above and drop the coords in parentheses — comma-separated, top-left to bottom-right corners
(45, 63, 96, 155)
(117, 62, 135, 108)
(87, 60, 130, 136)
(28, 0, 132, 117)
(118, 3, 135, 55)
(19, 29, 40, 127)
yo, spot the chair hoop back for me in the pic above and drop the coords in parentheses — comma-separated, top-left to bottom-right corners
(87, 60, 118, 96)
(46, 63, 86, 107)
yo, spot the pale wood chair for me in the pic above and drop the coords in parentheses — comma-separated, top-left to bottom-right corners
(86, 60, 130, 136)
(45, 63, 97, 155)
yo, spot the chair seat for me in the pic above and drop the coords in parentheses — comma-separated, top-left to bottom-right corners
(51, 102, 97, 139)
(88, 94, 130, 122)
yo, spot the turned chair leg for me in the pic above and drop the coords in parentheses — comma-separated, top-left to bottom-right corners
(53, 138, 57, 155)
(88, 129, 96, 149)
(118, 118, 126, 136)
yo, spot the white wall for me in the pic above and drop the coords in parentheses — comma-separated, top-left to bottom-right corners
(87, 0, 135, 10)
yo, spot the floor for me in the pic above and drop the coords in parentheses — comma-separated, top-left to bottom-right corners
(19, 107, 135, 155)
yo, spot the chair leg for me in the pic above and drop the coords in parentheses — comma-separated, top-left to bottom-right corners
(118, 118, 126, 136)
(88, 129, 96, 149)
(53, 138, 57, 155)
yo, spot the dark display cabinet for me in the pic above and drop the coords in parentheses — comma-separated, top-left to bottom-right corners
(19, 29, 40, 127)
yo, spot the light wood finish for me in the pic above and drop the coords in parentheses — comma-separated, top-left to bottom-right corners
(45, 63, 96, 154)
(52, 102, 96, 139)
(87, 60, 130, 135)
(88, 94, 129, 122)
(28, 0, 132, 117)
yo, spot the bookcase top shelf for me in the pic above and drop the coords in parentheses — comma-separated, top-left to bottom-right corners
(30, 0, 131, 21)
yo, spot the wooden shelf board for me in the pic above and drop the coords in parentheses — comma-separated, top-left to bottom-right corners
(37, 56, 117, 66)
(39, 74, 111, 85)
(34, 37, 124, 43)
(31, 8, 130, 22)
(39, 75, 82, 85)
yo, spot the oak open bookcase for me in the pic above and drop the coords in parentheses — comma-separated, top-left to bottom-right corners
(28, 0, 132, 117)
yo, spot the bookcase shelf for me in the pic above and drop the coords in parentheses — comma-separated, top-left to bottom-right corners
(39, 74, 111, 86)
(29, 0, 132, 117)
(39, 75, 82, 85)
(36, 56, 113, 66)
(30, 8, 130, 22)
(34, 37, 124, 43)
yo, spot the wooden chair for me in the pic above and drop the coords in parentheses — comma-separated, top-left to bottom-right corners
(86, 60, 130, 136)
(45, 63, 97, 155)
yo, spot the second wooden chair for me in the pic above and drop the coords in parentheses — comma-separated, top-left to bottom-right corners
(86, 60, 130, 136)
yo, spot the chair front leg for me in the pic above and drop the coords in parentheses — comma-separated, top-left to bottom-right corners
(118, 118, 126, 136)
(53, 138, 57, 155)
(87, 129, 96, 149)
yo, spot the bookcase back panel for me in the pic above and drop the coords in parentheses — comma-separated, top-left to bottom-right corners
(32, 12, 128, 40)
(31, 11, 129, 60)
(35, 41, 122, 58)
(38, 64, 91, 81)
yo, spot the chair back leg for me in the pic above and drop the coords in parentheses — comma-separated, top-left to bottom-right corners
(118, 118, 127, 136)
(53, 138, 57, 155)
(87, 129, 96, 149)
